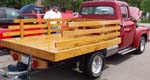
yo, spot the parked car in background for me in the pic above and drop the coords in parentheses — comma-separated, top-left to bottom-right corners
(0, 7, 20, 27)
(0, 7, 44, 54)
(0, 7, 20, 54)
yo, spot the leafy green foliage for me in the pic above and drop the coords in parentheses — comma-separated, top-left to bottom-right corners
(129, 0, 142, 8)
(0, 0, 84, 11)
(0, 0, 35, 8)
(1, 0, 149, 13)
(141, 0, 150, 12)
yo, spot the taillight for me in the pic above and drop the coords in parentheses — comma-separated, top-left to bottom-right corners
(32, 60, 38, 68)
(10, 51, 18, 61)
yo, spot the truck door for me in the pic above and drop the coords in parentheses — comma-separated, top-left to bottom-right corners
(119, 6, 136, 49)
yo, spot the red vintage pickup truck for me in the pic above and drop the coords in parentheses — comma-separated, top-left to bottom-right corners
(0, 0, 149, 80)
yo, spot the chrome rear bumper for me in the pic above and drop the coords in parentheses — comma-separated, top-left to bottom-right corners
(0, 55, 32, 80)
(0, 69, 27, 79)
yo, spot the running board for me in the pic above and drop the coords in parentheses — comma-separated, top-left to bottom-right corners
(118, 48, 136, 55)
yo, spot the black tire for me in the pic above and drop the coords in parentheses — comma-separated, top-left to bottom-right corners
(136, 36, 146, 54)
(81, 52, 105, 79)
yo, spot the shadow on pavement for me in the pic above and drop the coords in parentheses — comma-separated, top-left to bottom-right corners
(31, 52, 138, 80)
(105, 53, 134, 65)
(31, 53, 136, 80)
(31, 67, 90, 80)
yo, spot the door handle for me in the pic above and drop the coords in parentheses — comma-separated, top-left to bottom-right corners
(124, 28, 131, 32)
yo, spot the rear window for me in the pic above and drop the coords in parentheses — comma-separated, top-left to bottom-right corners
(81, 6, 114, 15)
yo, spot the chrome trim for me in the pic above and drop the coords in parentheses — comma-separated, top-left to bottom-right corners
(0, 69, 27, 78)
(118, 48, 136, 55)
(106, 45, 118, 57)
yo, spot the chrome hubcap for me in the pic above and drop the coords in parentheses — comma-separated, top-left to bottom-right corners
(140, 39, 145, 51)
(92, 55, 102, 74)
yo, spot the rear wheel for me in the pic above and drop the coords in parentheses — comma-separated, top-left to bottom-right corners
(80, 52, 105, 79)
(136, 36, 146, 54)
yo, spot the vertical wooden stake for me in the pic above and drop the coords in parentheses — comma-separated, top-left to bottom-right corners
(20, 20, 24, 39)
(47, 19, 51, 37)
(102, 25, 105, 40)
(47, 19, 51, 49)
(61, 20, 65, 37)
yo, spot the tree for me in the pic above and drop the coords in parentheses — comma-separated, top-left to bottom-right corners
(0, 0, 83, 12)
(141, 0, 150, 12)
(120, 0, 142, 8)
(129, 0, 142, 8)
(0, 0, 35, 8)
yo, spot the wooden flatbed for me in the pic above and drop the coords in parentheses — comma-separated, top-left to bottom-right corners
(0, 18, 121, 62)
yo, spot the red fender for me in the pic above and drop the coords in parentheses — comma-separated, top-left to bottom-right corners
(133, 26, 149, 48)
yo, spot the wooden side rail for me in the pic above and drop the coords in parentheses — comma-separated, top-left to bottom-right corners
(63, 26, 120, 37)
(2, 18, 121, 51)
(68, 20, 120, 27)
(8, 24, 47, 30)
(55, 20, 120, 50)
(0, 18, 121, 62)
(3, 18, 71, 38)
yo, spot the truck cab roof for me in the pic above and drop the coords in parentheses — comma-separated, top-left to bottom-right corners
(82, 0, 128, 6)
(79, 0, 129, 20)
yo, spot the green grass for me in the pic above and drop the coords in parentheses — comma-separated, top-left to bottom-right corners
(140, 18, 150, 23)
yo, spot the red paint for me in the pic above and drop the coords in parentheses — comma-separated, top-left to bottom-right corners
(32, 60, 38, 68)
(79, 0, 149, 50)
(10, 51, 18, 61)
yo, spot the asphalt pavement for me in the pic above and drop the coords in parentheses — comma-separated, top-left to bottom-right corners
(0, 38, 150, 80)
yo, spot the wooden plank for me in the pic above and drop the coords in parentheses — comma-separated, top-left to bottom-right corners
(47, 20, 51, 36)
(55, 38, 121, 61)
(63, 28, 104, 37)
(3, 35, 58, 50)
(104, 32, 120, 39)
(14, 19, 48, 23)
(24, 29, 47, 35)
(3, 30, 47, 37)
(71, 18, 97, 22)
(0, 40, 55, 62)
(55, 32, 120, 50)
(20, 20, 24, 39)
(68, 20, 120, 27)
(3, 31, 20, 37)
(104, 26, 120, 32)
(3, 29, 61, 37)
(55, 35, 105, 50)
(8, 24, 47, 30)
(63, 26, 120, 37)
(14, 18, 70, 23)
